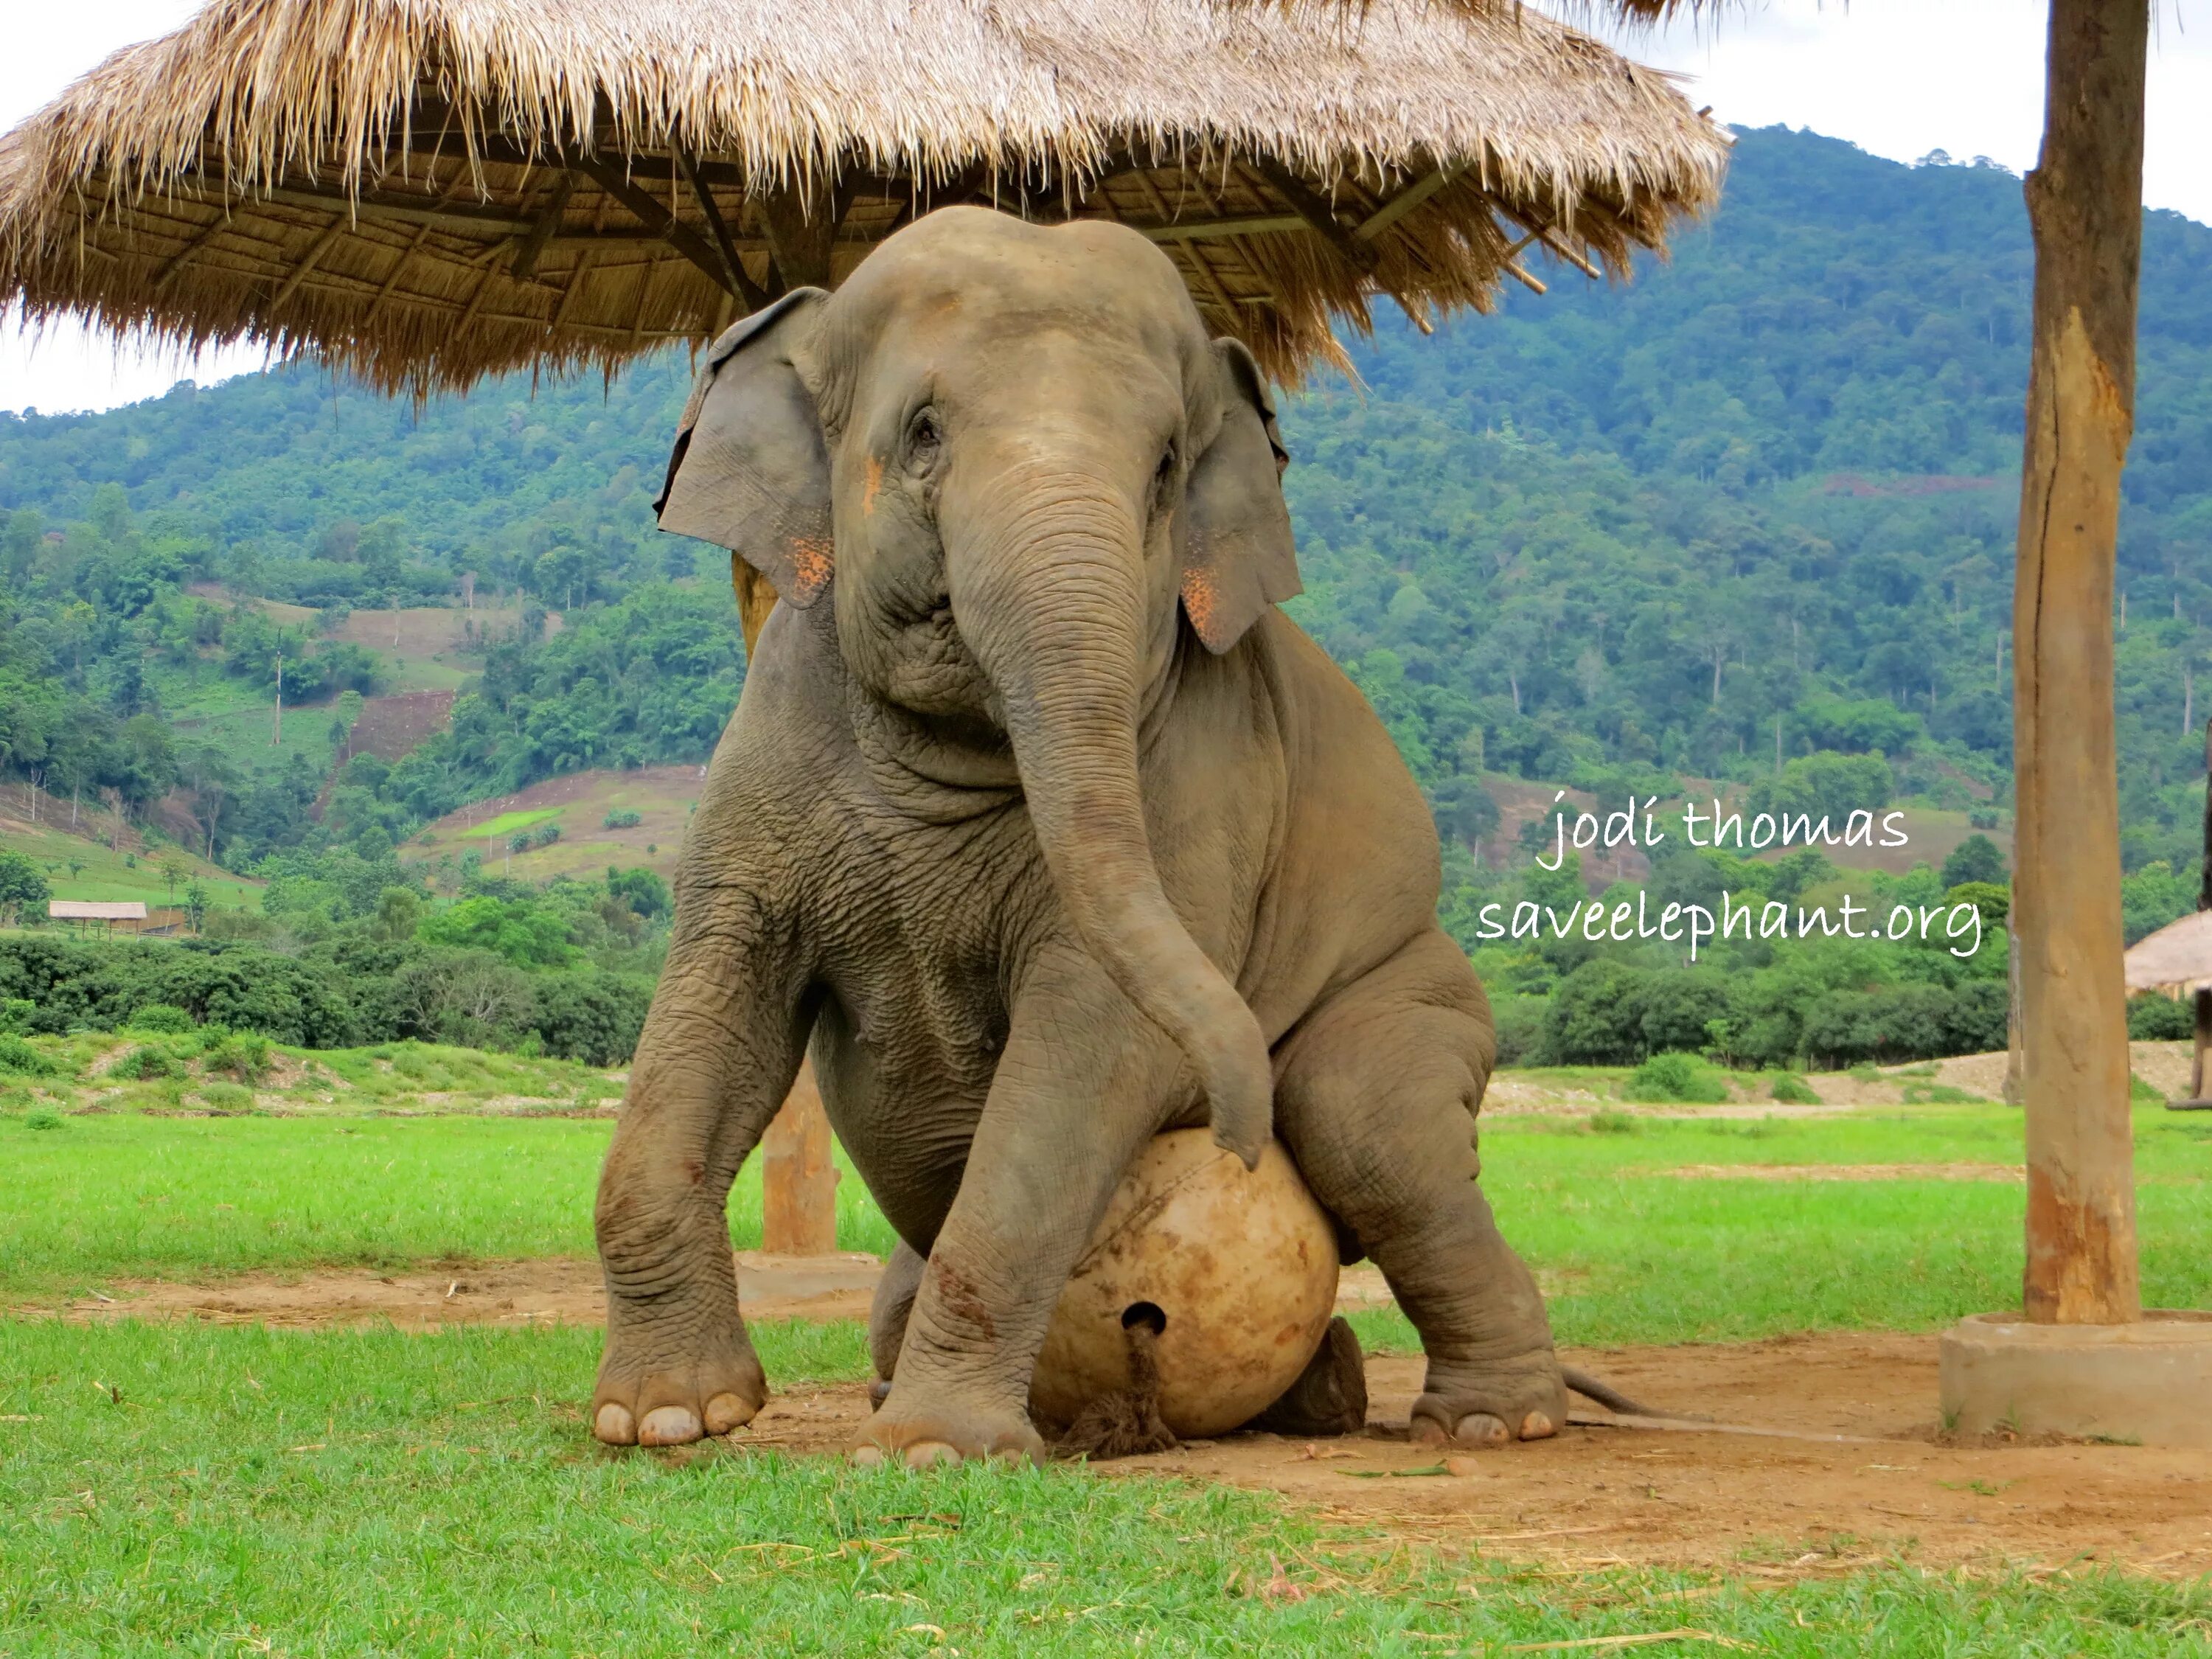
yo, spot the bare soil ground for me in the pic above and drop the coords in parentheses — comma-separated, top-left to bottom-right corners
(345, 690, 455, 763)
(24, 1261, 2211, 1574)
(33, 1253, 881, 1329)
(1485, 1042, 2196, 1115)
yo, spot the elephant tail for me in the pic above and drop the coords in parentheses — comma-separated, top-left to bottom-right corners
(1561, 1366, 1674, 1420)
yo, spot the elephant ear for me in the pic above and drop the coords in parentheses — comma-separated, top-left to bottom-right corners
(1179, 337, 1299, 654)
(655, 288, 835, 608)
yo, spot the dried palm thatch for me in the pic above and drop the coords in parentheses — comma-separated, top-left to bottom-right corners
(0, 0, 1728, 392)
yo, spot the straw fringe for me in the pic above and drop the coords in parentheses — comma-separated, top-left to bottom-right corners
(0, 0, 1728, 390)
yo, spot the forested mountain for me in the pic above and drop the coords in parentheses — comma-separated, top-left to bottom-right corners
(1, 127, 2207, 884)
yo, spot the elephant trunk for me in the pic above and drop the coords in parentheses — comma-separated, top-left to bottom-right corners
(946, 467, 1271, 1166)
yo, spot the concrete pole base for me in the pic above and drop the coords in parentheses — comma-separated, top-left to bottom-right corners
(1939, 1310, 2212, 1447)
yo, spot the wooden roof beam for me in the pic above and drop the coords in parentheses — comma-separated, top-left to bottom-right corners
(511, 173, 574, 280)
(569, 156, 740, 298)
(1248, 158, 1377, 275)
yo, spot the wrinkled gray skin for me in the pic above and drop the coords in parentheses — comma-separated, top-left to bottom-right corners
(590, 207, 1564, 1465)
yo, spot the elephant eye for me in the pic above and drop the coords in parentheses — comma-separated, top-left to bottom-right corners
(904, 407, 943, 474)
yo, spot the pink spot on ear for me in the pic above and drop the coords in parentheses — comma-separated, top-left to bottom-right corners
(1182, 566, 1222, 644)
(788, 537, 834, 602)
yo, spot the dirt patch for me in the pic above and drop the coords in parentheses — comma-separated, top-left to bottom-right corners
(29, 1253, 883, 1329)
(1659, 1164, 2023, 1183)
(1488, 1044, 2197, 1117)
(731, 1333, 2212, 1576)
(345, 691, 455, 764)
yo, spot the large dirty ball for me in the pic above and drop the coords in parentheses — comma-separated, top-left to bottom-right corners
(1030, 1130, 1339, 1439)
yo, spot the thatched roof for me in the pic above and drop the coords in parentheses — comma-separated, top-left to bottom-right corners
(0, 0, 1727, 390)
(2126, 910, 2212, 997)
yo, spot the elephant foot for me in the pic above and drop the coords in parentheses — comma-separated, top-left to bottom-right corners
(1408, 1354, 1567, 1451)
(849, 1385, 1046, 1469)
(591, 1318, 767, 1447)
(1250, 1315, 1368, 1437)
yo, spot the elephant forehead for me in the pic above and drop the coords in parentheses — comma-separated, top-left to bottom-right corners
(840, 209, 1200, 350)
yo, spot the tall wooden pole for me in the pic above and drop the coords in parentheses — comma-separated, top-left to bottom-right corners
(743, 181, 843, 1254)
(2011, 0, 2149, 1324)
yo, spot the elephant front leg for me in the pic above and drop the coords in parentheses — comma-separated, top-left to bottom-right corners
(592, 887, 808, 1447)
(854, 945, 1178, 1468)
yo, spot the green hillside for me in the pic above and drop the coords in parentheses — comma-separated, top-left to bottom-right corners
(0, 125, 2205, 908)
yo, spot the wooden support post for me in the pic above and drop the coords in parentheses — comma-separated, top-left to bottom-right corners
(759, 1060, 840, 1255)
(2011, 0, 2149, 1325)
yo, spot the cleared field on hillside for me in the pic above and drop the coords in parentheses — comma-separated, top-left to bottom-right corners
(406, 765, 706, 883)
(0, 787, 260, 911)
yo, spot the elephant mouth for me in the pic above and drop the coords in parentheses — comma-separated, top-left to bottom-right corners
(851, 691, 1022, 803)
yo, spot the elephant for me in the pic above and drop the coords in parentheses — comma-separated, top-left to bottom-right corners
(588, 204, 1566, 1466)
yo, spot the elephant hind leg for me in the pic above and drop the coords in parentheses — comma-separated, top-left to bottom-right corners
(1273, 927, 1565, 1450)
(1248, 1315, 1368, 1437)
(867, 1240, 926, 1405)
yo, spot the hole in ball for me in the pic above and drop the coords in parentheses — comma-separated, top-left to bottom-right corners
(1121, 1301, 1167, 1335)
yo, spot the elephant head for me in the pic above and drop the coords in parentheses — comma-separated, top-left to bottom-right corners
(654, 208, 1300, 1164)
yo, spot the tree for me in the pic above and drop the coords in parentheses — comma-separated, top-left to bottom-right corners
(0, 850, 49, 926)
(158, 855, 187, 903)
(183, 879, 209, 936)
(331, 689, 366, 760)
(1941, 834, 2008, 890)
(373, 886, 422, 943)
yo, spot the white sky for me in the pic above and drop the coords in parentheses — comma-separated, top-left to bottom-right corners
(2, 1, 2210, 417)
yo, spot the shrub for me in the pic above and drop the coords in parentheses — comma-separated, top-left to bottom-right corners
(1488, 994, 1548, 1068)
(0, 998, 33, 1034)
(114, 1044, 180, 1080)
(531, 971, 653, 1065)
(602, 808, 643, 829)
(201, 1032, 272, 1083)
(2129, 993, 2197, 1041)
(0, 1034, 58, 1077)
(1769, 1072, 1821, 1105)
(1625, 1051, 1731, 1105)
(197, 1082, 254, 1112)
(125, 1004, 195, 1034)
(25, 1107, 62, 1130)
(1588, 1109, 1641, 1134)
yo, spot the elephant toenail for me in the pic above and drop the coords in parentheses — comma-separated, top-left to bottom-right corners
(1519, 1411, 1555, 1440)
(703, 1392, 754, 1434)
(1457, 1412, 1511, 1448)
(904, 1441, 961, 1470)
(850, 1445, 886, 1467)
(638, 1405, 703, 1446)
(593, 1402, 637, 1445)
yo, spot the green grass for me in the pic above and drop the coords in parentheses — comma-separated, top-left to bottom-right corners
(459, 807, 565, 841)
(4, 1087, 2211, 1651)
(0, 1111, 896, 1299)
(1, 1319, 2206, 1656)
(5, 1085, 2207, 1347)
